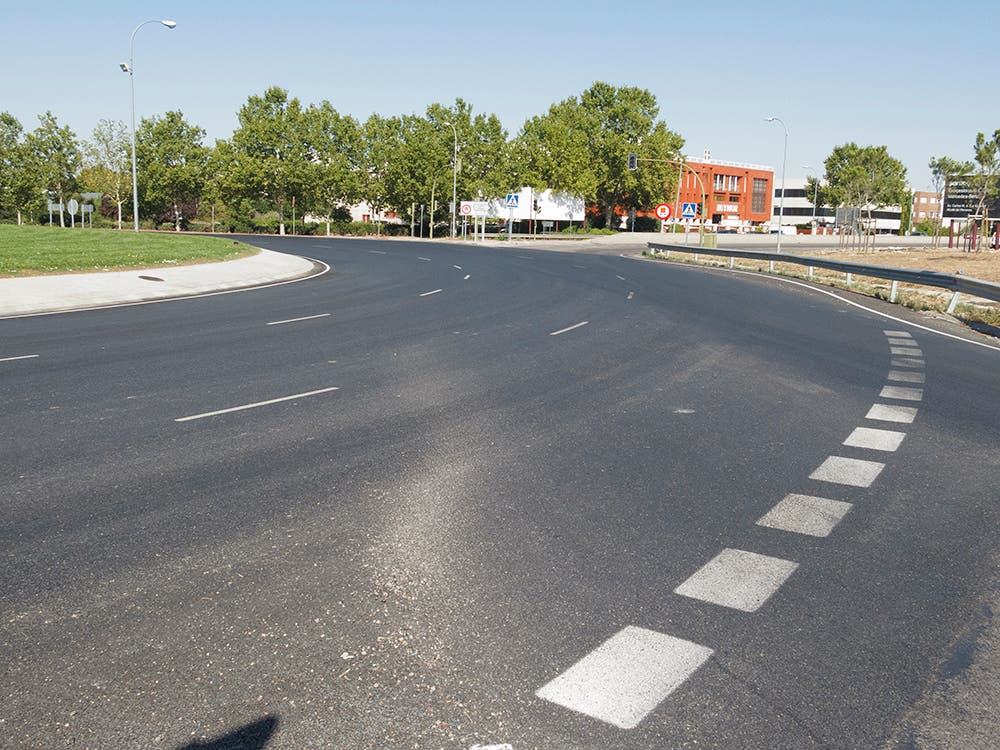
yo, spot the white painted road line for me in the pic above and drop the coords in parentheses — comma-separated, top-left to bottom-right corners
(464, 274, 471, 280)
(549, 321, 589, 336)
(0, 354, 39, 363)
(674, 548, 798, 612)
(887, 337, 915, 346)
(419, 289, 443, 297)
(369, 250, 387, 254)
(888, 370, 925, 383)
(890, 347, 924, 356)
(266, 313, 331, 326)
(880, 385, 924, 401)
(627, 291, 635, 300)
(810, 455, 885, 488)
(843, 426, 906, 452)
(883, 330, 912, 337)
(418, 257, 432, 261)
(756, 494, 853, 538)
(175, 387, 340, 422)
(535, 626, 713, 729)
(867, 404, 918, 423)
(616, 275, 626, 281)
(453, 265, 462, 270)
(891, 357, 925, 368)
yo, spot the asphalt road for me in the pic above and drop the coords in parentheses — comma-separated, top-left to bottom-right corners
(2, 237, 999, 749)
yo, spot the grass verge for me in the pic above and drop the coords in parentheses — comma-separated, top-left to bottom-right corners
(0, 225, 256, 276)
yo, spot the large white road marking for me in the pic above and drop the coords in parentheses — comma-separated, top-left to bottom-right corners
(879, 385, 924, 401)
(419, 289, 443, 297)
(266, 313, 331, 326)
(0, 354, 39, 362)
(756, 494, 853, 537)
(175, 387, 339, 422)
(674, 549, 799, 612)
(888, 370, 925, 383)
(536, 626, 713, 729)
(809, 455, 885, 487)
(866, 404, 919, 423)
(843, 427, 907, 452)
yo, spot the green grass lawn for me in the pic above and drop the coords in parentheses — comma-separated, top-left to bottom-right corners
(0, 225, 257, 276)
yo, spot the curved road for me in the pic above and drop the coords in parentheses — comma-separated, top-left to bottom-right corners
(2, 237, 998, 749)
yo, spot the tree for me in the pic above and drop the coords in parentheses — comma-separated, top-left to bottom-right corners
(21, 112, 80, 227)
(969, 130, 1000, 250)
(227, 87, 314, 235)
(82, 119, 131, 229)
(135, 111, 208, 230)
(0, 112, 27, 222)
(514, 82, 683, 228)
(304, 101, 362, 235)
(813, 143, 908, 250)
(928, 155, 972, 246)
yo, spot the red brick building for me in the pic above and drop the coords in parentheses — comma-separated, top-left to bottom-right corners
(676, 155, 774, 230)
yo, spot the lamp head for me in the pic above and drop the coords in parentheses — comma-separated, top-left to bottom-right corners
(161, 20, 177, 28)
(119, 62, 131, 73)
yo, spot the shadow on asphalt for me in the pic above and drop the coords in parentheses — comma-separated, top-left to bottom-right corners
(177, 715, 279, 750)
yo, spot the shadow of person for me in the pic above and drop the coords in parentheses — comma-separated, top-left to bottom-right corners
(177, 714, 279, 750)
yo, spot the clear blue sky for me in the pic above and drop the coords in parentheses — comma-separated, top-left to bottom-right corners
(2, 0, 996, 190)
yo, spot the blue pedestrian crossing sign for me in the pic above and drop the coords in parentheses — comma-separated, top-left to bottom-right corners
(681, 202, 697, 219)
(505, 193, 519, 208)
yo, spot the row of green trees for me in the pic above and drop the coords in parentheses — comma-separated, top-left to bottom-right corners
(0, 82, 685, 233)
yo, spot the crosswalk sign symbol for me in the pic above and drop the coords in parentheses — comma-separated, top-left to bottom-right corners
(681, 202, 697, 219)
(505, 193, 519, 208)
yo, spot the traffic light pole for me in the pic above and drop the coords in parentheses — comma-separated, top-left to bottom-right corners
(629, 155, 708, 246)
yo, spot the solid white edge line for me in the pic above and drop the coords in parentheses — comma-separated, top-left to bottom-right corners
(0, 256, 332, 321)
(266, 313, 331, 326)
(175, 387, 340, 422)
(550, 321, 589, 336)
(627, 255, 1000, 353)
(0, 354, 40, 362)
(419, 289, 443, 297)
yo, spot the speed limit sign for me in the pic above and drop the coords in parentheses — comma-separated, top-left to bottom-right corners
(654, 203, 672, 220)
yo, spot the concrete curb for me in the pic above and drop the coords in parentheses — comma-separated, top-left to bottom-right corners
(0, 249, 325, 318)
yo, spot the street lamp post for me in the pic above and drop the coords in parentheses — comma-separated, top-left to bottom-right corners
(443, 121, 458, 239)
(122, 19, 176, 232)
(803, 164, 819, 232)
(765, 116, 787, 252)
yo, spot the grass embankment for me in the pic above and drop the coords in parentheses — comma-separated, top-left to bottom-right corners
(0, 225, 256, 276)
(646, 244, 1000, 330)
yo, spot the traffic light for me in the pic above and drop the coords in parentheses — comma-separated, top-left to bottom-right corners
(627, 153, 638, 171)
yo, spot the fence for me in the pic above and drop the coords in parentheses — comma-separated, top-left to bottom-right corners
(647, 242, 1000, 313)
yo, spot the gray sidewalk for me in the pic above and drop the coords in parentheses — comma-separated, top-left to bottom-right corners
(0, 249, 320, 318)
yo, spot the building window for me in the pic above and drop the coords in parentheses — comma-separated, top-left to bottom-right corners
(713, 174, 726, 191)
(752, 178, 768, 213)
(728, 175, 740, 191)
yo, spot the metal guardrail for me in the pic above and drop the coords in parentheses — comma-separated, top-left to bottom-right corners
(647, 242, 1000, 312)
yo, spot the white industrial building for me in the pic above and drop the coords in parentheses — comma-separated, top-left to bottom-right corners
(773, 178, 901, 234)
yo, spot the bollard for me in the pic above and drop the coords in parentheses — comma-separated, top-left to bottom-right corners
(846, 272, 853, 286)
(890, 280, 899, 302)
(729, 256, 735, 269)
(946, 291, 961, 314)
(808, 266, 814, 279)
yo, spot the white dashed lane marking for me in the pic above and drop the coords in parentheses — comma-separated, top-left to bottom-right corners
(266, 313, 331, 326)
(866, 404, 919, 423)
(549, 321, 589, 336)
(890, 347, 924, 356)
(674, 548, 799, 612)
(419, 289, 443, 297)
(809, 455, 885, 487)
(756, 494, 853, 537)
(536, 626, 713, 729)
(888, 370, 925, 383)
(880, 385, 924, 401)
(843, 427, 906, 452)
(892, 357, 925, 368)
(175, 387, 340, 422)
(883, 329, 912, 337)
(887, 338, 914, 346)
(0, 354, 39, 363)
(369, 250, 386, 254)
(418, 257, 432, 261)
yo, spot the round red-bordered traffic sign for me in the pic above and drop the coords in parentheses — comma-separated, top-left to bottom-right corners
(654, 203, 672, 220)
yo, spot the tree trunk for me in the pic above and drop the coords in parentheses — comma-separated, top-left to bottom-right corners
(16, 210, 22, 225)
(326, 220, 330, 236)
(117, 201, 123, 230)
(604, 203, 614, 230)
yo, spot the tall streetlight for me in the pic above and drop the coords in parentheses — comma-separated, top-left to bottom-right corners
(765, 116, 787, 252)
(442, 120, 458, 238)
(121, 19, 176, 232)
(803, 164, 820, 232)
